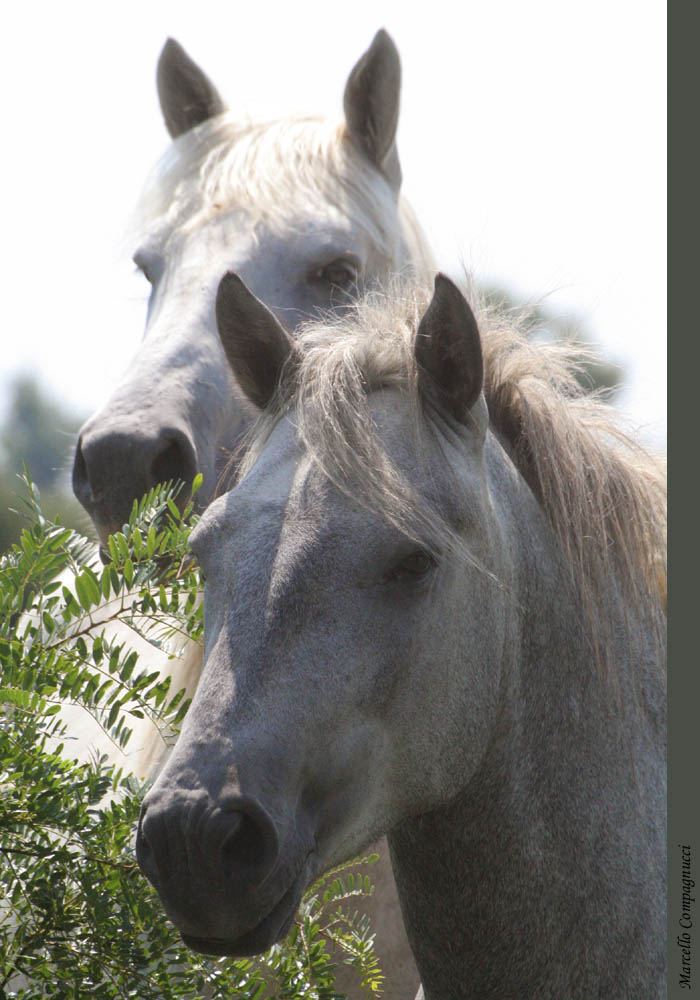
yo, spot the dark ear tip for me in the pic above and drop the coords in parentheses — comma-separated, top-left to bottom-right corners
(433, 272, 460, 298)
(432, 273, 478, 326)
(219, 269, 244, 291)
(368, 28, 400, 69)
(372, 28, 397, 50)
(158, 37, 183, 63)
(216, 271, 250, 311)
(156, 39, 189, 89)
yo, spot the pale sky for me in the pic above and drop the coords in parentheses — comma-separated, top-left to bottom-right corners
(2, 1, 666, 450)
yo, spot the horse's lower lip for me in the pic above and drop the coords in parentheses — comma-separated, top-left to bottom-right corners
(180, 857, 312, 958)
(181, 887, 297, 957)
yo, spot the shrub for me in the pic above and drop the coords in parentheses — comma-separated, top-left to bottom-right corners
(0, 475, 382, 999)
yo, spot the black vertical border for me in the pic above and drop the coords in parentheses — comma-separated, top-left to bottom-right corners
(668, 2, 699, 997)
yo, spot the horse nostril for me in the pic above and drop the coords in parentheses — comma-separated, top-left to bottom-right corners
(217, 800, 280, 887)
(150, 433, 198, 495)
(221, 812, 263, 869)
(135, 805, 163, 889)
(136, 794, 280, 903)
(72, 437, 91, 506)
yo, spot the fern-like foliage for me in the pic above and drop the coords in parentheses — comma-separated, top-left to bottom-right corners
(0, 474, 382, 999)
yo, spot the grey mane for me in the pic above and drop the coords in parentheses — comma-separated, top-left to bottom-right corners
(241, 277, 667, 685)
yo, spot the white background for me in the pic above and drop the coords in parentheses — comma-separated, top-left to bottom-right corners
(1, 1, 666, 448)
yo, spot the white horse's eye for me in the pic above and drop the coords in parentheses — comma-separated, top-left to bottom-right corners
(313, 259, 358, 289)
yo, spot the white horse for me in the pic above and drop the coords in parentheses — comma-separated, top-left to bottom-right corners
(136, 270, 666, 998)
(63, 31, 432, 998)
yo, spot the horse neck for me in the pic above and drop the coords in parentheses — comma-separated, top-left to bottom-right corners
(388, 432, 666, 1000)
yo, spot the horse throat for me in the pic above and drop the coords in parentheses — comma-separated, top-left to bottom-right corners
(386, 501, 666, 1000)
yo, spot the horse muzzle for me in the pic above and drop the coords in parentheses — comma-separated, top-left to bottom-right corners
(135, 789, 314, 955)
(72, 423, 199, 543)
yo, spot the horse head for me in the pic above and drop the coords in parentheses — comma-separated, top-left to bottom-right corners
(135, 272, 506, 956)
(72, 31, 432, 544)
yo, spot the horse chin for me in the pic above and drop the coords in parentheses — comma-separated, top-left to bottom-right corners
(181, 888, 299, 958)
(180, 855, 314, 958)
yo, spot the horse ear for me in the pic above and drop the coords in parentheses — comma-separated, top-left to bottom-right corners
(157, 38, 227, 139)
(343, 29, 402, 190)
(216, 272, 298, 410)
(415, 274, 484, 423)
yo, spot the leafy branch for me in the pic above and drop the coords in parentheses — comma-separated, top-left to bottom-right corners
(0, 474, 382, 999)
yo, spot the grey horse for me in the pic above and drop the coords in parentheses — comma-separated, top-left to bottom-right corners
(136, 271, 667, 998)
(70, 31, 430, 998)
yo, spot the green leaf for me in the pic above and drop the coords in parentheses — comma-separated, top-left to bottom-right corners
(61, 585, 81, 618)
(20, 529, 37, 557)
(82, 568, 102, 605)
(92, 635, 104, 665)
(107, 534, 118, 564)
(116, 532, 130, 563)
(75, 570, 101, 611)
(121, 651, 138, 682)
(146, 524, 157, 558)
(132, 528, 144, 559)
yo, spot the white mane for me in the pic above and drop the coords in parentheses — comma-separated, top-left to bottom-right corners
(130, 112, 433, 280)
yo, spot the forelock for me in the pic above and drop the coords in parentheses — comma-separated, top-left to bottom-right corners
(129, 113, 412, 263)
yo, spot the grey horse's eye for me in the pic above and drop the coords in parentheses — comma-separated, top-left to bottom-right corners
(386, 550, 436, 583)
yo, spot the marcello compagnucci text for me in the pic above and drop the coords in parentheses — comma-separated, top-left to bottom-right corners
(678, 844, 695, 989)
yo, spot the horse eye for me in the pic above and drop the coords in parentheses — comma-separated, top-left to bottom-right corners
(387, 550, 436, 583)
(313, 259, 358, 290)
